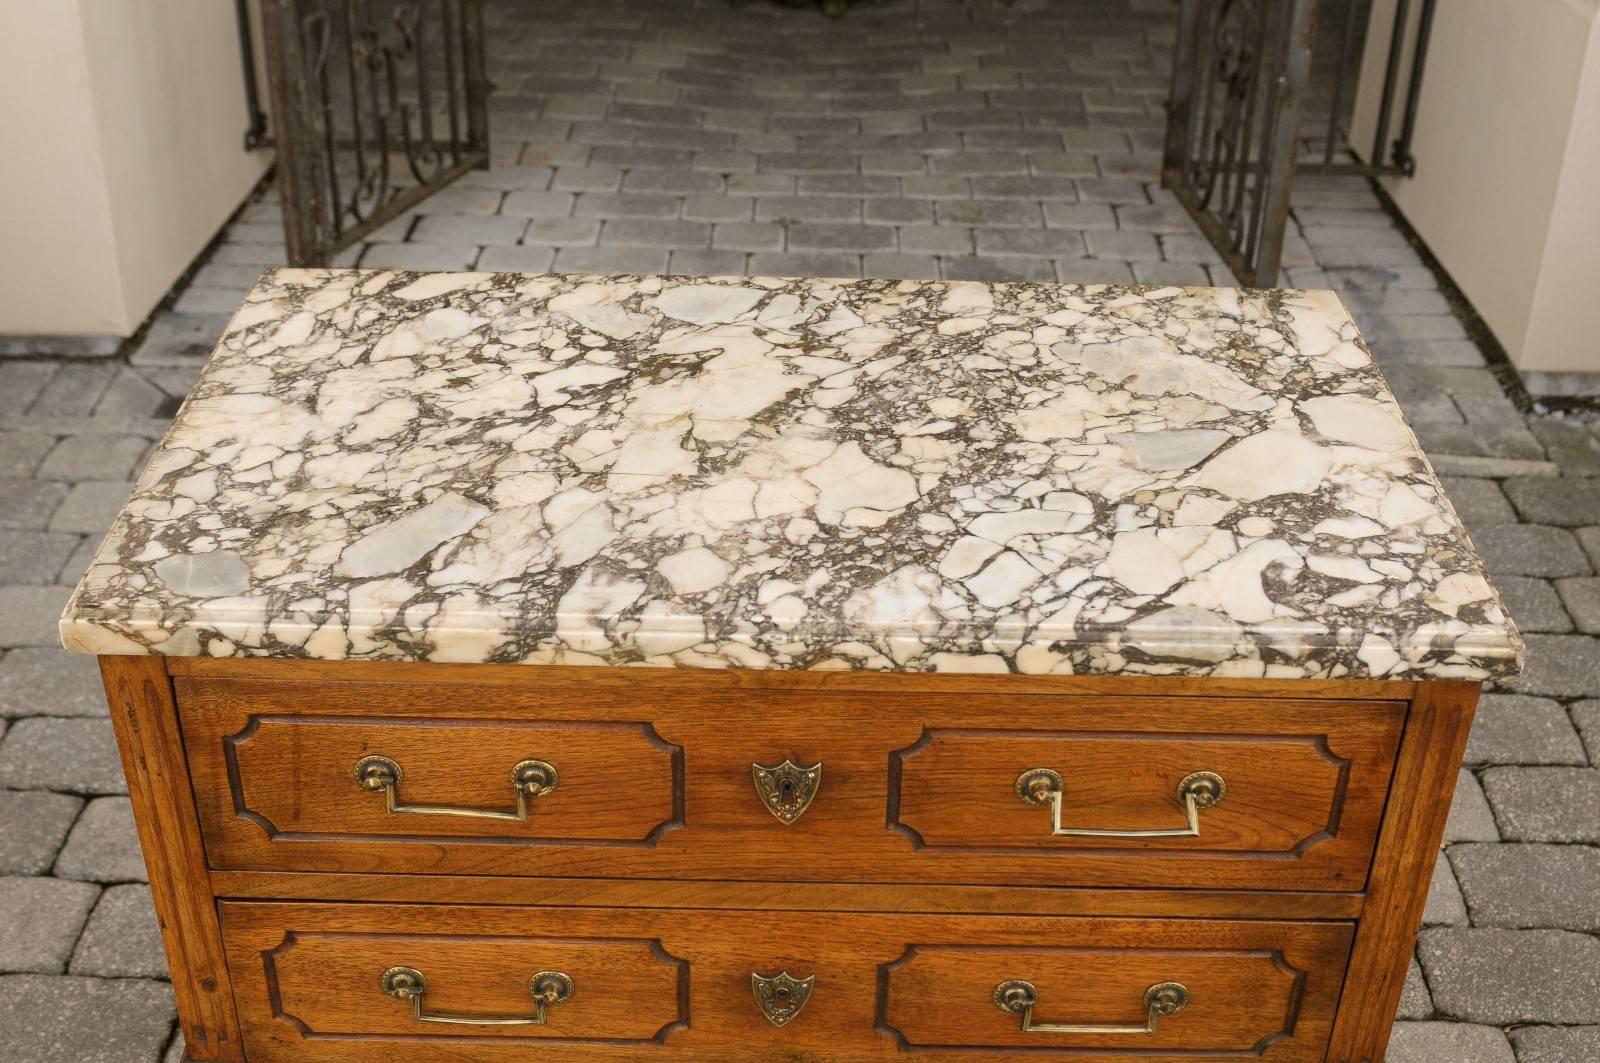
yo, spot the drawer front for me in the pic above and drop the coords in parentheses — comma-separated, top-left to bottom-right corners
(221, 901, 1353, 1062)
(180, 678, 1402, 890)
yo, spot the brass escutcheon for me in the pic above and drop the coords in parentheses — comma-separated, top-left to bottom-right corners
(751, 970, 815, 1027)
(751, 760, 822, 825)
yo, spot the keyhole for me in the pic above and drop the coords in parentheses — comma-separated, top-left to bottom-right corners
(775, 986, 790, 1003)
(780, 780, 794, 799)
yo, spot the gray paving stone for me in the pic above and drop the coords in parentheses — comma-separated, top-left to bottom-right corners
(411, 214, 528, 246)
(1385, 1022, 1514, 1063)
(786, 223, 895, 253)
(0, 480, 66, 531)
(1506, 634, 1600, 698)
(668, 249, 748, 276)
(1133, 261, 1212, 287)
(459, 163, 553, 190)
(713, 223, 785, 253)
(755, 196, 863, 223)
(1397, 956, 1432, 1019)
(1431, 455, 1559, 479)
(55, 797, 145, 882)
(623, 169, 725, 195)
(128, 312, 229, 367)
(92, 371, 172, 419)
(35, 435, 149, 482)
(682, 195, 754, 222)
(1472, 526, 1591, 579)
(1444, 770, 1499, 843)
(1056, 258, 1138, 285)
(797, 174, 900, 198)
(1451, 844, 1600, 931)
(47, 481, 132, 536)
(600, 219, 711, 248)
(943, 256, 1056, 283)
(1573, 700, 1600, 764)
(358, 242, 480, 271)
(573, 192, 681, 219)
(935, 199, 1042, 227)
(1493, 576, 1573, 633)
(1042, 202, 1117, 230)
(1465, 695, 1587, 766)
(0, 585, 72, 647)
(899, 225, 974, 254)
(1422, 856, 1468, 926)
(552, 246, 671, 275)
(0, 717, 125, 794)
(0, 363, 57, 416)
(728, 173, 796, 197)
(1505, 478, 1600, 527)
(1438, 477, 1517, 527)
(746, 252, 862, 278)
(500, 189, 577, 218)
(1529, 418, 1600, 476)
(0, 974, 174, 1063)
(476, 245, 558, 272)
(1511, 1025, 1600, 1062)
(550, 166, 625, 192)
(27, 365, 115, 418)
(0, 649, 106, 718)
(974, 228, 1086, 258)
(69, 885, 165, 978)
(1554, 577, 1600, 634)
(0, 877, 99, 973)
(0, 532, 78, 585)
(0, 432, 54, 476)
(522, 217, 602, 246)
(1578, 527, 1600, 572)
(0, 791, 81, 874)
(1481, 767, 1600, 842)
(863, 199, 934, 225)
(1418, 928, 1600, 1024)
(863, 254, 940, 281)
(164, 1032, 186, 1063)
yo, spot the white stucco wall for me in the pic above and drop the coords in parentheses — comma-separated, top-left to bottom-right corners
(1352, 0, 1600, 380)
(0, 0, 272, 340)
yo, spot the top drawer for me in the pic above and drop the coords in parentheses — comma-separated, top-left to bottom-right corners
(177, 676, 1404, 891)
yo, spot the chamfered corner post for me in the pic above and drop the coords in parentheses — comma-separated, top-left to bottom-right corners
(98, 655, 245, 1062)
(1324, 679, 1482, 1063)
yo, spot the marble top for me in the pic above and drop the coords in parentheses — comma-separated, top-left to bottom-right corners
(61, 269, 1522, 680)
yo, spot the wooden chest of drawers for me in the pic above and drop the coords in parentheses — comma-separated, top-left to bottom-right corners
(102, 656, 1479, 1063)
(63, 271, 1520, 1061)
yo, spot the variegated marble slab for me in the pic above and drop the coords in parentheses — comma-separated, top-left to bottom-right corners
(60, 269, 1522, 679)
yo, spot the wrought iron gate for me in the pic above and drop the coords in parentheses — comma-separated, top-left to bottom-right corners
(258, 0, 492, 267)
(1162, 0, 1436, 287)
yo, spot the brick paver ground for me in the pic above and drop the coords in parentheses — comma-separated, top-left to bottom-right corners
(2, 2, 1596, 1060)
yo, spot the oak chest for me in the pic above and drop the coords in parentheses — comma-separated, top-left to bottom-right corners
(62, 270, 1522, 1062)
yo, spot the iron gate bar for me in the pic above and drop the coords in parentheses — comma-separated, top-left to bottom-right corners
(260, 0, 491, 268)
(1164, 0, 1438, 285)
(1162, 0, 1316, 288)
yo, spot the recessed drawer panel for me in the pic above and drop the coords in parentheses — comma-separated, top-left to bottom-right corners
(222, 901, 1353, 1062)
(180, 677, 1401, 890)
(894, 729, 1356, 856)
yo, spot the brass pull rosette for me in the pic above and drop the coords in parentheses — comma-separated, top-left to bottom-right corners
(355, 754, 558, 822)
(1015, 768, 1225, 838)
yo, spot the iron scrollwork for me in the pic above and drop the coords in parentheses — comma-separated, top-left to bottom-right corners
(261, 0, 491, 266)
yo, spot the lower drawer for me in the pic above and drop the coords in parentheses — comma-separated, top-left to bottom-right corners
(220, 901, 1353, 1061)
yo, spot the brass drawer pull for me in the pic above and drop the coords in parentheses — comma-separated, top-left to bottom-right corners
(381, 966, 573, 1026)
(994, 979, 1189, 1035)
(1015, 768, 1225, 838)
(354, 755, 558, 821)
(751, 970, 815, 1027)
